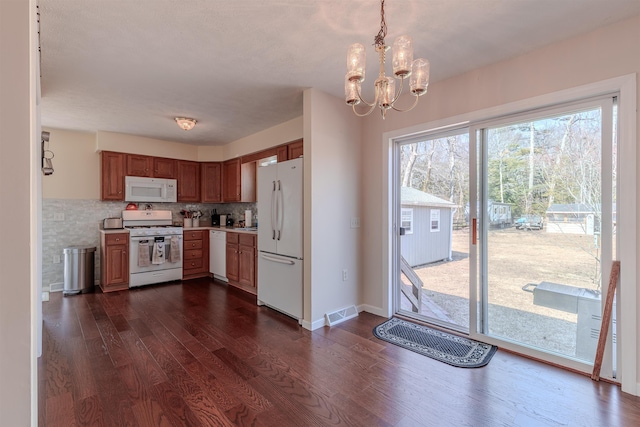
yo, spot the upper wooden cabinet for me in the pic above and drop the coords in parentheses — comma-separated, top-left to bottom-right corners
(126, 154, 176, 179)
(153, 157, 177, 179)
(277, 145, 288, 163)
(222, 158, 241, 202)
(222, 158, 256, 203)
(177, 160, 201, 202)
(100, 141, 300, 202)
(288, 139, 303, 159)
(126, 154, 153, 177)
(201, 162, 222, 203)
(101, 151, 125, 200)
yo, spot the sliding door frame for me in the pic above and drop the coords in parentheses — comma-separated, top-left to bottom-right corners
(382, 74, 636, 393)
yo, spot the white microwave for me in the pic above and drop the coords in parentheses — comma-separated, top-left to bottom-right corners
(125, 176, 177, 203)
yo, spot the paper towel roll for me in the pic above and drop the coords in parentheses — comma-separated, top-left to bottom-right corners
(245, 210, 252, 227)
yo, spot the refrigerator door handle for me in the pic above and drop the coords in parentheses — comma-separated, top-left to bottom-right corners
(260, 253, 295, 265)
(277, 180, 283, 240)
(271, 180, 277, 240)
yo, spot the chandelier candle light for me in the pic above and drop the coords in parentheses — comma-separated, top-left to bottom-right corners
(345, 0, 429, 119)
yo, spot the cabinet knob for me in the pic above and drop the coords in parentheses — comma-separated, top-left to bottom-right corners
(115, 238, 120, 242)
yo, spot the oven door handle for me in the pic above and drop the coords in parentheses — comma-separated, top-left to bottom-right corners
(130, 236, 182, 242)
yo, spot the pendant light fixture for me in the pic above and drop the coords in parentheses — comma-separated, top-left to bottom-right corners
(175, 117, 197, 131)
(345, 0, 430, 119)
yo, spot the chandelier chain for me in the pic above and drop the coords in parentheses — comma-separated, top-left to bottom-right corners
(374, 0, 387, 48)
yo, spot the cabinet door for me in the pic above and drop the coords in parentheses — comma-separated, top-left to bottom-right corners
(222, 158, 241, 202)
(288, 139, 303, 159)
(238, 244, 256, 288)
(177, 160, 201, 202)
(101, 151, 125, 200)
(276, 145, 288, 163)
(126, 154, 153, 177)
(201, 162, 222, 203)
(240, 162, 256, 202)
(105, 244, 128, 286)
(153, 157, 177, 178)
(226, 243, 239, 282)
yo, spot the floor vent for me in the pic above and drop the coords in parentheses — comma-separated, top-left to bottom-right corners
(325, 305, 358, 326)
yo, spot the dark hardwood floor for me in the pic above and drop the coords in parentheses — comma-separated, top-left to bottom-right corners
(40, 278, 640, 426)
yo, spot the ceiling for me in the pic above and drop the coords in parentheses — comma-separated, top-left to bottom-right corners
(38, 0, 640, 146)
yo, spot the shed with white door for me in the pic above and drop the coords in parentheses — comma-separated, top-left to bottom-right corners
(400, 187, 457, 267)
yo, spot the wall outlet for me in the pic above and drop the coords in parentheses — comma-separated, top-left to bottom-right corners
(53, 212, 64, 221)
(350, 217, 360, 228)
(342, 269, 347, 281)
(53, 254, 61, 264)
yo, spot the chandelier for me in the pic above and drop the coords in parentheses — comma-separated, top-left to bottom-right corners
(345, 0, 430, 119)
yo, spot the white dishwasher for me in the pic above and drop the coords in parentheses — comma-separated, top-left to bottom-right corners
(209, 230, 227, 281)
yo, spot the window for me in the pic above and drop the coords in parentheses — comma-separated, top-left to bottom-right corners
(259, 155, 277, 167)
(401, 208, 414, 234)
(430, 209, 440, 232)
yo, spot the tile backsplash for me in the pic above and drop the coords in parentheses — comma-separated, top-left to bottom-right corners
(42, 198, 256, 289)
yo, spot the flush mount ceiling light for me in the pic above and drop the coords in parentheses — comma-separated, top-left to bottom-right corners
(174, 117, 197, 131)
(345, 0, 430, 119)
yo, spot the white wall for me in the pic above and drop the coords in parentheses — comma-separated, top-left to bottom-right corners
(0, 0, 37, 424)
(96, 130, 199, 160)
(221, 116, 303, 161)
(42, 129, 100, 199)
(303, 89, 361, 329)
(360, 15, 640, 391)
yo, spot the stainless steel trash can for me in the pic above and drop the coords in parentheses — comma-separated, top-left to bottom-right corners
(63, 245, 96, 296)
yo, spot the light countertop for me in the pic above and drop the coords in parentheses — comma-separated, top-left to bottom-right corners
(185, 226, 258, 235)
(99, 226, 257, 235)
(99, 228, 129, 234)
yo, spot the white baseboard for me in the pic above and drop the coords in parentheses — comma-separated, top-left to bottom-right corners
(301, 317, 326, 331)
(358, 304, 388, 318)
(49, 282, 63, 293)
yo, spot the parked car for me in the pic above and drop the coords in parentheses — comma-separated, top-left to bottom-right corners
(514, 215, 544, 230)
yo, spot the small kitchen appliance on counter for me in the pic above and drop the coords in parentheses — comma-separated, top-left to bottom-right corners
(102, 217, 123, 229)
(212, 209, 220, 226)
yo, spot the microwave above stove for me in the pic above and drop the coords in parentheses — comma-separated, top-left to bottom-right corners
(125, 176, 177, 203)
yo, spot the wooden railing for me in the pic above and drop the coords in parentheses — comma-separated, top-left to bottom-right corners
(400, 256, 422, 313)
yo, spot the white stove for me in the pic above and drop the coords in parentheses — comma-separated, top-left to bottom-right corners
(122, 210, 183, 287)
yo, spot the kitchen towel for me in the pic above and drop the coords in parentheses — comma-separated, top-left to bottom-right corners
(138, 241, 151, 267)
(169, 235, 181, 263)
(245, 210, 252, 227)
(152, 237, 165, 264)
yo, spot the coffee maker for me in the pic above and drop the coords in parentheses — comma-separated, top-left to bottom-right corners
(211, 209, 220, 226)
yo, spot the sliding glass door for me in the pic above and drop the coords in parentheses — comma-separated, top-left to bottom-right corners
(394, 96, 617, 376)
(395, 129, 470, 332)
(475, 98, 615, 372)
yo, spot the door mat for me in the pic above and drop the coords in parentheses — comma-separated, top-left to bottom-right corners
(373, 318, 497, 368)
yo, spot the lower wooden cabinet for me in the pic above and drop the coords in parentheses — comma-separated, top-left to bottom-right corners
(100, 232, 129, 292)
(226, 232, 257, 294)
(183, 230, 209, 279)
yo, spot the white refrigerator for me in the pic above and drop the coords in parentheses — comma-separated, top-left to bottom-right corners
(257, 158, 303, 321)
